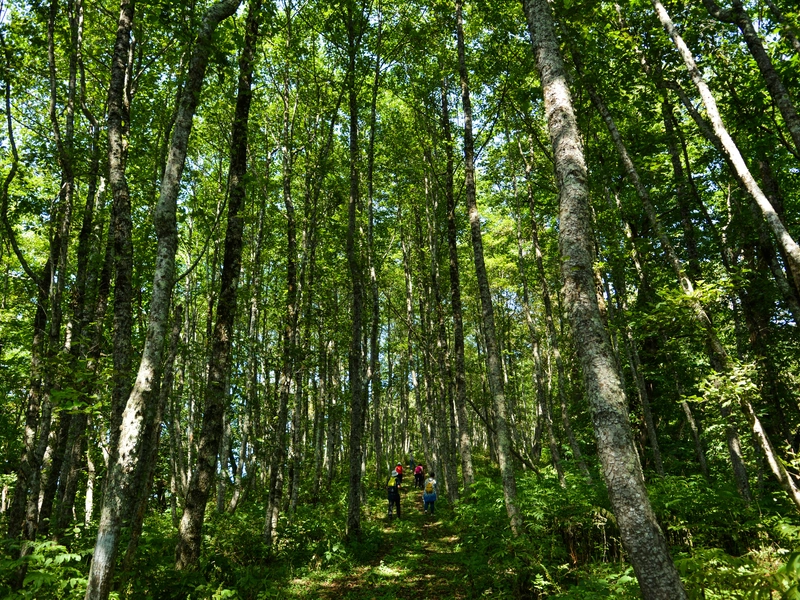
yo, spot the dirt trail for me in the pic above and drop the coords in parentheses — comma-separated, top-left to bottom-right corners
(306, 486, 470, 599)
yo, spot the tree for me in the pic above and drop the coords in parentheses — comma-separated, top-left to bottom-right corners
(175, 0, 261, 569)
(522, 0, 687, 596)
(456, 0, 521, 535)
(86, 1, 242, 596)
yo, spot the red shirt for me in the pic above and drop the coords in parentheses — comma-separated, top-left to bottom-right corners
(395, 465, 403, 475)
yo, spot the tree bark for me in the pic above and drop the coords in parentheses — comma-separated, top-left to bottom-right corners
(513, 183, 564, 485)
(522, 141, 591, 481)
(457, 0, 521, 535)
(661, 101, 701, 281)
(175, 0, 260, 569)
(122, 304, 182, 578)
(85, 1, 241, 596)
(53, 0, 105, 537)
(424, 167, 459, 502)
(702, 0, 800, 158)
(522, 0, 686, 596)
(345, 1, 366, 539)
(14, 0, 79, 553)
(264, 371, 289, 545)
(367, 6, 384, 490)
(442, 81, 474, 494)
(1, 26, 50, 544)
(6, 262, 50, 543)
(401, 209, 416, 465)
(652, 0, 800, 293)
(108, 0, 135, 469)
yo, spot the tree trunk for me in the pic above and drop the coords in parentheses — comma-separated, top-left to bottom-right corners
(37, 415, 69, 538)
(513, 186, 564, 485)
(366, 7, 384, 490)
(661, 101, 701, 281)
(53, 0, 107, 537)
(345, 2, 366, 539)
(325, 341, 339, 485)
(84, 438, 95, 527)
(6, 262, 50, 543)
(622, 329, 664, 476)
(86, 1, 241, 596)
(31, 0, 79, 546)
(442, 81, 474, 494)
(456, 0, 521, 535)
(122, 304, 182, 577)
(107, 0, 136, 481)
(678, 395, 710, 478)
(174, 0, 259, 569)
(264, 371, 290, 545)
(522, 0, 686, 596)
(401, 211, 414, 461)
(313, 332, 327, 498)
(424, 169, 459, 502)
(652, 0, 800, 293)
(522, 141, 591, 481)
(702, 0, 800, 157)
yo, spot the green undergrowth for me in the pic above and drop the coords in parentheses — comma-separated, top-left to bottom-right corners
(451, 465, 800, 598)
(2, 465, 800, 598)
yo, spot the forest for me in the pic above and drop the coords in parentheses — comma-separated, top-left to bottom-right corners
(1, 0, 800, 597)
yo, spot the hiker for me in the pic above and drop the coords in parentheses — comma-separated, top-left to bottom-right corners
(394, 462, 404, 486)
(387, 471, 401, 518)
(423, 471, 438, 515)
(414, 464, 424, 489)
(409, 451, 416, 472)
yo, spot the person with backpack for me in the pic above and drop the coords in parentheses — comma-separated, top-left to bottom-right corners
(387, 471, 401, 519)
(422, 472, 438, 516)
(414, 464, 424, 489)
(394, 462, 404, 486)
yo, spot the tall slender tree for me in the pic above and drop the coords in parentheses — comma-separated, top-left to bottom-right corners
(86, 0, 242, 596)
(522, 0, 687, 596)
(175, 0, 261, 569)
(345, 0, 367, 539)
(456, 0, 521, 535)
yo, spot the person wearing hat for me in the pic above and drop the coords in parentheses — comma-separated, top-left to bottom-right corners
(387, 470, 401, 519)
(423, 471, 438, 516)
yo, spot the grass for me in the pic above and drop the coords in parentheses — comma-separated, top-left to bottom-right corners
(289, 487, 471, 599)
(6, 466, 798, 598)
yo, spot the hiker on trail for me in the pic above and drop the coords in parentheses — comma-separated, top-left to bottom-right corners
(423, 472, 438, 516)
(387, 471, 401, 519)
(394, 462, 404, 486)
(414, 464, 424, 489)
(409, 451, 416, 472)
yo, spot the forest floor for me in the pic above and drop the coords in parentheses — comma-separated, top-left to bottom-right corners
(286, 487, 470, 599)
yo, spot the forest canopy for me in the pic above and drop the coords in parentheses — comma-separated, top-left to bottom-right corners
(1, 0, 800, 598)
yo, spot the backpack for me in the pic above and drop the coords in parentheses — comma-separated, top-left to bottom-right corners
(425, 479, 434, 494)
(387, 476, 398, 492)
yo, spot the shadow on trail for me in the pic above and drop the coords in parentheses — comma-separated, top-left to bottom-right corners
(312, 488, 470, 599)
